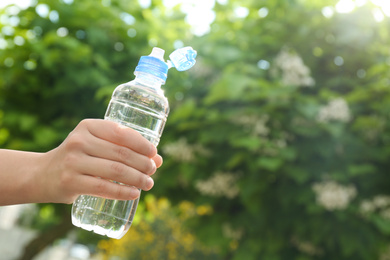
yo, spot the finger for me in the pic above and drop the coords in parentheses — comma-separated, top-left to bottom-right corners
(81, 119, 157, 158)
(152, 154, 163, 168)
(77, 155, 154, 191)
(83, 134, 157, 175)
(76, 175, 142, 201)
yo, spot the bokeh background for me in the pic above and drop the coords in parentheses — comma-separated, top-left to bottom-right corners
(1, 0, 390, 259)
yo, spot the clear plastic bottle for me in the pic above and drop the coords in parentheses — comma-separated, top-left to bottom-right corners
(71, 46, 197, 239)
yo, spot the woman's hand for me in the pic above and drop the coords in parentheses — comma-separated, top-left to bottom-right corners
(0, 119, 163, 205)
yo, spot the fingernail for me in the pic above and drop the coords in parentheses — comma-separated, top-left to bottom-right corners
(149, 143, 157, 157)
(145, 177, 154, 190)
(129, 187, 141, 198)
(149, 159, 156, 174)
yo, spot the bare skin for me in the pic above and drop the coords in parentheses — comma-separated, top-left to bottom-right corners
(0, 119, 163, 206)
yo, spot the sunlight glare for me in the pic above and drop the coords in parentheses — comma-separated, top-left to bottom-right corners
(335, 0, 355, 13)
(372, 8, 385, 21)
(163, 0, 216, 36)
(234, 6, 249, 18)
(0, 0, 32, 9)
(355, 0, 368, 7)
(335, 0, 390, 20)
(371, 0, 390, 16)
(322, 6, 335, 18)
(258, 7, 269, 18)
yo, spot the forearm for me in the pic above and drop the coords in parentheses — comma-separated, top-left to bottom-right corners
(0, 149, 45, 205)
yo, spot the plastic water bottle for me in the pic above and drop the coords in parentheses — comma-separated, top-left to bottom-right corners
(71, 46, 197, 239)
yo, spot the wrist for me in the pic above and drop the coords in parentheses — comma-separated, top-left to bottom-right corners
(0, 149, 46, 205)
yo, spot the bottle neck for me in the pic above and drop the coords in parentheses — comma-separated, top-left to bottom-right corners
(134, 71, 165, 90)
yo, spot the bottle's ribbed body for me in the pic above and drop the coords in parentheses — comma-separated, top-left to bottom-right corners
(71, 80, 169, 239)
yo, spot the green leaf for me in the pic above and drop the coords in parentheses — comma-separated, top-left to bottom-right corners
(205, 72, 256, 104)
(347, 164, 376, 176)
(257, 157, 283, 171)
(372, 216, 390, 235)
(230, 136, 262, 151)
(289, 167, 310, 184)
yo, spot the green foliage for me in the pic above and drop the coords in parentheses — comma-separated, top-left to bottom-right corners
(2, 0, 390, 259)
(156, 1, 390, 260)
(0, 0, 189, 151)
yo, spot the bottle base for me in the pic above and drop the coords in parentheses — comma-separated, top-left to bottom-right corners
(72, 207, 131, 239)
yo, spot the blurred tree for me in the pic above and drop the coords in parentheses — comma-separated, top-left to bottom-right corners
(154, 0, 390, 259)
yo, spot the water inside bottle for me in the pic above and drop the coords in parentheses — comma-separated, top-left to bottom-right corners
(72, 195, 139, 239)
(72, 78, 169, 239)
(105, 99, 164, 145)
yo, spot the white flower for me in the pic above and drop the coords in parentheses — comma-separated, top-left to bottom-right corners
(222, 223, 244, 240)
(373, 195, 390, 208)
(162, 138, 211, 162)
(316, 98, 352, 123)
(195, 172, 240, 199)
(272, 48, 315, 87)
(359, 195, 390, 219)
(381, 209, 390, 220)
(291, 236, 323, 256)
(312, 180, 357, 211)
(234, 114, 270, 137)
(359, 200, 376, 215)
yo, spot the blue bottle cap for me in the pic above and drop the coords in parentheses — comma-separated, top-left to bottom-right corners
(134, 46, 197, 82)
(134, 48, 168, 81)
(168, 47, 197, 71)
